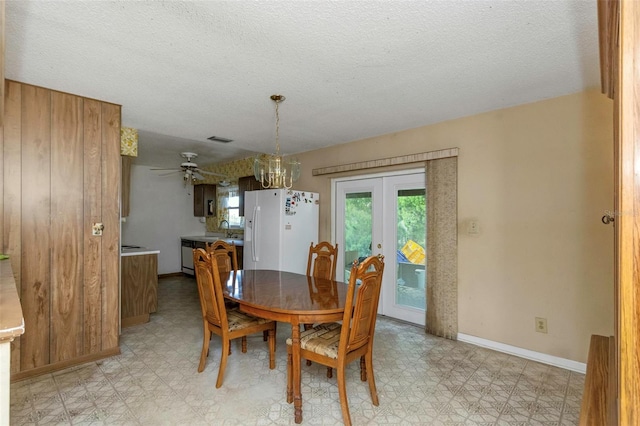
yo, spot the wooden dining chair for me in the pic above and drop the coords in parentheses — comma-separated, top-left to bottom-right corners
(304, 241, 339, 372)
(205, 240, 238, 274)
(193, 248, 276, 388)
(305, 241, 338, 330)
(306, 241, 338, 281)
(287, 254, 385, 426)
(207, 240, 274, 343)
(206, 240, 242, 332)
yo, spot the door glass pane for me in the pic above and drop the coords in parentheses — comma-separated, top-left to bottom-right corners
(396, 188, 426, 310)
(343, 191, 372, 281)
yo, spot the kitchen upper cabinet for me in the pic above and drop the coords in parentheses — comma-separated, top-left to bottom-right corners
(121, 155, 132, 217)
(194, 184, 216, 217)
(238, 175, 262, 216)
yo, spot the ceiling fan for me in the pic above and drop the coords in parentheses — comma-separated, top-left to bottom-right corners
(151, 152, 227, 185)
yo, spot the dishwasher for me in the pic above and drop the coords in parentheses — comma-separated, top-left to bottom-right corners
(181, 239, 195, 275)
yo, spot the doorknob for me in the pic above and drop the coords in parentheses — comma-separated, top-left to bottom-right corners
(601, 213, 615, 225)
(377, 243, 382, 249)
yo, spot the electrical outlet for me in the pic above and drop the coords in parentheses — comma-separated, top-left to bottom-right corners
(535, 317, 548, 333)
(468, 219, 480, 234)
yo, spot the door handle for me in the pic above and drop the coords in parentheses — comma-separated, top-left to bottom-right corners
(602, 213, 615, 225)
(377, 243, 382, 249)
(252, 206, 259, 261)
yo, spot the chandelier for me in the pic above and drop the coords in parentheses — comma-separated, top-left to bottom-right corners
(253, 95, 300, 189)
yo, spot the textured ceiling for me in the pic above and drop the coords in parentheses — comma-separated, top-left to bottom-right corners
(5, 1, 600, 169)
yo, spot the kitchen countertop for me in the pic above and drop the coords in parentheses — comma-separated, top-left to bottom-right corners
(0, 259, 25, 342)
(181, 235, 244, 246)
(121, 248, 160, 257)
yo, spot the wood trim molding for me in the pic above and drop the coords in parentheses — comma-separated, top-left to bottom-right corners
(0, 0, 5, 129)
(121, 313, 150, 328)
(312, 148, 459, 176)
(598, 0, 619, 99)
(10, 347, 120, 382)
(579, 335, 612, 424)
(616, 0, 640, 423)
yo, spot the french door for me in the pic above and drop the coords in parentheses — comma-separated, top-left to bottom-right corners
(334, 170, 426, 325)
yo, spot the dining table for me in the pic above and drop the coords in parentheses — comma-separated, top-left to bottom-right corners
(220, 269, 349, 424)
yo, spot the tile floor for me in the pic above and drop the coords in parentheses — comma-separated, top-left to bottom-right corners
(10, 275, 584, 425)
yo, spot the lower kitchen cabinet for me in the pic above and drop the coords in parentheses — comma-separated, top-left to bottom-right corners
(181, 238, 244, 274)
(236, 245, 244, 269)
(121, 253, 158, 328)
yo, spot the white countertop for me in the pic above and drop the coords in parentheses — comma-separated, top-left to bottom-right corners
(0, 259, 25, 342)
(121, 248, 160, 257)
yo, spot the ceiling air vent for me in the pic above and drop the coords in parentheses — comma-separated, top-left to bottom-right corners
(207, 136, 233, 143)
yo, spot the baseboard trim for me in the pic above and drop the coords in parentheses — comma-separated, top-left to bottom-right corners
(457, 333, 586, 374)
(11, 346, 121, 382)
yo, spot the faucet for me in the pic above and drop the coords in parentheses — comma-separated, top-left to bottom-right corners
(220, 220, 231, 238)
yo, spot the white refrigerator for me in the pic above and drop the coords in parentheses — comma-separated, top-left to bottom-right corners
(243, 189, 319, 274)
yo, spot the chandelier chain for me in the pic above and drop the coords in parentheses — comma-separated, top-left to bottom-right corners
(275, 99, 280, 155)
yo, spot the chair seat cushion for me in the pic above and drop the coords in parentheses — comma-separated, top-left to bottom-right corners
(227, 308, 272, 331)
(286, 323, 342, 359)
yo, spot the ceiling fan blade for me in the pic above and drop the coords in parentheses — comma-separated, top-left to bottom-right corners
(151, 154, 228, 186)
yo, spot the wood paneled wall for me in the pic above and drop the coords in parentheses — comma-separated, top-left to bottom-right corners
(2, 80, 121, 378)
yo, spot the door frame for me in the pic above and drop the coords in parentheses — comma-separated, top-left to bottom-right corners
(616, 0, 640, 421)
(331, 167, 426, 324)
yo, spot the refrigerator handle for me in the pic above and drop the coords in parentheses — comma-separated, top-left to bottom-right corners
(252, 205, 259, 262)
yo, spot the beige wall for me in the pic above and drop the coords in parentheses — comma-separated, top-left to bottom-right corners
(292, 90, 613, 363)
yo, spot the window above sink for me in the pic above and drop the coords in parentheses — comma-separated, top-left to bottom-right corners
(217, 185, 244, 228)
